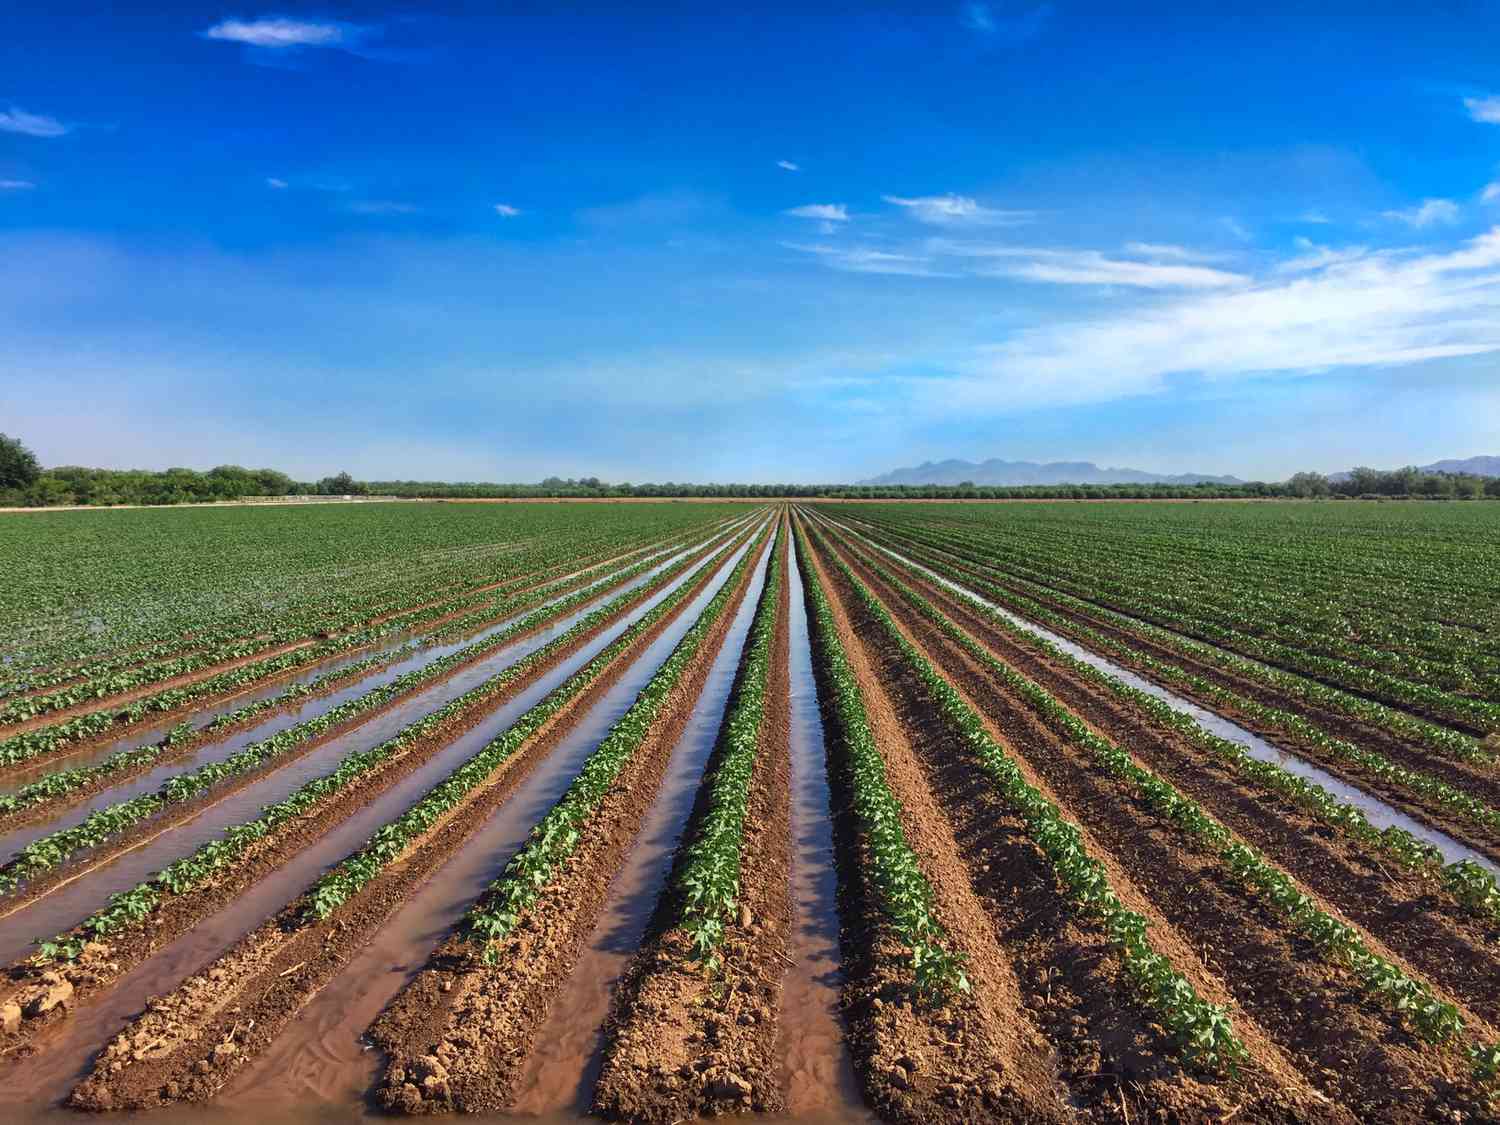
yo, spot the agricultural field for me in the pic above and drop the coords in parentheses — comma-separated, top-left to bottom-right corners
(1, 498, 1499, 1123)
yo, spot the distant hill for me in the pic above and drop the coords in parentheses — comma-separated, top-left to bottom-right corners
(857, 458, 1243, 487)
(1419, 456, 1500, 477)
(1329, 456, 1500, 483)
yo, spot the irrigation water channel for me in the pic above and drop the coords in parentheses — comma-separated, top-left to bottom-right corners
(0, 521, 750, 791)
(0, 528, 759, 969)
(0, 533, 722, 863)
(811, 510, 1500, 876)
(0, 526, 768, 1122)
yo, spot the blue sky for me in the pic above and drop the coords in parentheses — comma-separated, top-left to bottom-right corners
(2, 1, 1498, 483)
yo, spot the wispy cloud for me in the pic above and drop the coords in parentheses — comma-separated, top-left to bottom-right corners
(776, 160, 800, 172)
(1465, 95, 1500, 124)
(266, 177, 288, 189)
(883, 193, 1033, 227)
(1483, 183, 1500, 205)
(0, 105, 69, 138)
(1299, 210, 1332, 224)
(781, 242, 940, 276)
(349, 200, 420, 215)
(1274, 237, 1369, 275)
(1122, 242, 1228, 263)
(493, 203, 521, 217)
(0, 179, 36, 190)
(785, 203, 848, 221)
(959, 2, 1054, 44)
(941, 228, 1500, 413)
(1382, 198, 1461, 228)
(203, 17, 353, 48)
(955, 246, 1248, 289)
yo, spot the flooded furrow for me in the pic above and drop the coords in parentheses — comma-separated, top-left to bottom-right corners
(817, 511, 1500, 875)
(782, 530, 868, 1123)
(0, 541, 703, 860)
(211, 536, 765, 1114)
(0, 538, 708, 794)
(0, 534, 761, 1113)
(508, 538, 772, 1118)
(0, 538, 751, 967)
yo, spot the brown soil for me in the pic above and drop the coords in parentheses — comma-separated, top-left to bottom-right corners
(0, 530, 719, 775)
(591, 521, 794, 1123)
(60, 529, 767, 1111)
(0, 537, 692, 837)
(358, 533, 770, 1115)
(0, 529, 752, 1064)
(795, 519, 1074, 1125)
(823, 521, 1500, 1032)
(806, 520, 1493, 1121)
(839, 520, 1500, 870)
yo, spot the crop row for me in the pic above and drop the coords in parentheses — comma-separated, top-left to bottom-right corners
(823, 520, 1500, 927)
(814, 523, 1498, 1076)
(0, 520, 740, 768)
(669, 521, 783, 971)
(792, 521, 968, 1000)
(32, 520, 765, 964)
(804, 520, 1244, 1069)
(0, 503, 746, 697)
(313, 520, 772, 934)
(845, 510, 1500, 732)
(0, 531, 743, 895)
(840, 513, 1492, 763)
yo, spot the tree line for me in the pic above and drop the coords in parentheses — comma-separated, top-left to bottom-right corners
(1, 434, 1496, 507)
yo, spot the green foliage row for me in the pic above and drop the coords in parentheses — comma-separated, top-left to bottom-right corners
(0, 501, 744, 697)
(0, 522, 735, 768)
(805, 522, 1243, 1070)
(840, 507, 1500, 731)
(815, 523, 1494, 1073)
(792, 522, 969, 1001)
(825, 519, 1500, 925)
(674, 523, 783, 969)
(0, 529, 736, 894)
(455, 524, 773, 958)
(844, 513, 1492, 763)
(32, 521, 764, 963)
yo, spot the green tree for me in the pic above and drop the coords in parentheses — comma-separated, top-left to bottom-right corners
(0, 433, 42, 489)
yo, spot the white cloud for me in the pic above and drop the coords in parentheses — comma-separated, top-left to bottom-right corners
(1299, 210, 1332, 224)
(203, 18, 348, 48)
(0, 106, 68, 138)
(776, 160, 800, 172)
(1122, 242, 1227, 262)
(493, 203, 521, 217)
(349, 200, 420, 215)
(953, 246, 1247, 289)
(785, 203, 848, 221)
(0, 180, 36, 190)
(883, 193, 1033, 226)
(266, 177, 288, 189)
(1275, 237, 1369, 275)
(781, 241, 940, 276)
(1220, 217, 1252, 242)
(1465, 95, 1500, 125)
(949, 228, 1500, 409)
(1383, 198, 1461, 228)
(1483, 183, 1500, 204)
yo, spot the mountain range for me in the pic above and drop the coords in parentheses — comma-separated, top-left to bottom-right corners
(858, 455, 1500, 487)
(856, 458, 1243, 487)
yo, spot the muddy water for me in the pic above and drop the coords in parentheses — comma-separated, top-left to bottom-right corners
(211, 532, 765, 1113)
(0, 542, 707, 862)
(0, 535, 761, 1116)
(0, 537, 706, 796)
(823, 514, 1500, 876)
(781, 532, 869, 1121)
(508, 538, 773, 1118)
(0, 536, 753, 967)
